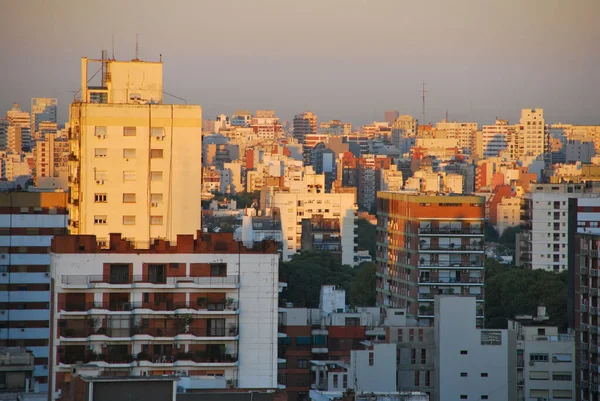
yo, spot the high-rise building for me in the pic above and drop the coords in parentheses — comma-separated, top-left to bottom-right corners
(516, 108, 549, 166)
(376, 192, 486, 327)
(0, 192, 68, 392)
(230, 110, 252, 127)
(384, 110, 400, 124)
(5, 103, 31, 151)
(30, 98, 58, 134)
(435, 121, 478, 154)
(391, 115, 418, 150)
(48, 232, 279, 399)
(481, 119, 514, 158)
(68, 57, 202, 245)
(34, 133, 69, 187)
(250, 110, 282, 141)
(293, 112, 317, 144)
(319, 120, 351, 136)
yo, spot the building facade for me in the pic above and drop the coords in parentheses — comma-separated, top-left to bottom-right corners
(376, 192, 486, 327)
(292, 112, 317, 145)
(48, 233, 279, 400)
(0, 192, 68, 392)
(68, 57, 202, 244)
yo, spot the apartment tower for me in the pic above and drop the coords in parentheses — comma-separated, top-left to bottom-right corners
(376, 192, 486, 327)
(68, 56, 202, 245)
(292, 112, 317, 145)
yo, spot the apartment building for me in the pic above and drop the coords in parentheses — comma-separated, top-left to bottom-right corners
(250, 111, 282, 141)
(5, 103, 31, 151)
(48, 232, 279, 400)
(496, 196, 521, 235)
(318, 120, 351, 136)
(376, 192, 486, 327)
(435, 296, 517, 401)
(30, 98, 58, 135)
(518, 183, 600, 272)
(264, 190, 357, 265)
(34, 133, 69, 188)
(0, 192, 68, 392)
(481, 119, 513, 158)
(68, 56, 202, 244)
(292, 112, 317, 145)
(508, 310, 575, 401)
(434, 121, 478, 154)
(516, 108, 549, 167)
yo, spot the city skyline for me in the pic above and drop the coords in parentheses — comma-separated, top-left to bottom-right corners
(2, 0, 599, 127)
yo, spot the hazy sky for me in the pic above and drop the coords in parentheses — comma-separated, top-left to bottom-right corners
(2, 0, 599, 127)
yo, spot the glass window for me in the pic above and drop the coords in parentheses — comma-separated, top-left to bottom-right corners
(94, 194, 107, 203)
(94, 215, 107, 225)
(151, 149, 164, 158)
(151, 193, 163, 203)
(123, 193, 136, 203)
(123, 216, 136, 225)
(123, 149, 136, 158)
(123, 127, 136, 136)
(150, 216, 163, 225)
(94, 148, 107, 158)
(123, 171, 136, 181)
(151, 171, 163, 181)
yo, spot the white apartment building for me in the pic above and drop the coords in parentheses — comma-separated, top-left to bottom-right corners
(380, 165, 403, 192)
(496, 196, 521, 235)
(49, 233, 279, 399)
(518, 108, 548, 166)
(519, 183, 600, 272)
(6, 103, 31, 151)
(435, 296, 517, 401)
(508, 310, 575, 401)
(435, 121, 478, 154)
(0, 192, 68, 392)
(482, 119, 513, 158)
(264, 190, 357, 265)
(68, 57, 202, 244)
(1, 153, 31, 181)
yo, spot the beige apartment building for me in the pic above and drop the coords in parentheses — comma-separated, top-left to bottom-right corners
(68, 57, 202, 245)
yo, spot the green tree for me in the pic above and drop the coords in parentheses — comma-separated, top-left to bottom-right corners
(348, 262, 377, 307)
(356, 218, 377, 259)
(485, 223, 499, 243)
(498, 226, 520, 249)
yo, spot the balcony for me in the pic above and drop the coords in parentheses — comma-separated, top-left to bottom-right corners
(592, 269, 599, 277)
(61, 275, 240, 288)
(418, 244, 484, 253)
(419, 277, 483, 285)
(418, 261, 484, 269)
(581, 286, 589, 294)
(582, 304, 589, 313)
(57, 348, 237, 366)
(58, 301, 238, 313)
(418, 227, 484, 235)
(58, 323, 239, 339)
(581, 267, 589, 276)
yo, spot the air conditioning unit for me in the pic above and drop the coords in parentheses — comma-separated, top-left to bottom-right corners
(151, 203, 158, 207)
(97, 134, 106, 139)
(155, 135, 165, 141)
(96, 180, 104, 185)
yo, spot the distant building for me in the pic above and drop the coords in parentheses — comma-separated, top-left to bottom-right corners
(34, 132, 69, 188)
(481, 119, 513, 158)
(5, 102, 31, 151)
(30, 97, 58, 134)
(0, 348, 36, 393)
(384, 110, 400, 124)
(293, 112, 317, 144)
(319, 120, 351, 136)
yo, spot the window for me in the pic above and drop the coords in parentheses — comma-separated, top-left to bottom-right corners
(397, 329, 403, 342)
(94, 215, 107, 225)
(94, 148, 107, 158)
(123, 171, 136, 181)
(460, 395, 467, 400)
(94, 194, 107, 203)
(530, 353, 549, 362)
(151, 127, 164, 138)
(123, 126, 136, 136)
(529, 371, 549, 380)
(210, 263, 226, 276)
(95, 170, 108, 181)
(481, 331, 502, 345)
(151, 193, 163, 203)
(552, 353, 572, 363)
(552, 390, 572, 399)
(421, 349, 426, 364)
(151, 149, 163, 158)
(345, 317, 360, 326)
(480, 373, 488, 377)
(95, 126, 107, 136)
(414, 371, 419, 386)
(460, 372, 468, 377)
(460, 350, 468, 355)
(332, 375, 338, 388)
(123, 148, 136, 158)
(150, 216, 163, 225)
(480, 396, 488, 400)
(123, 193, 136, 203)
(411, 349, 416, 364)
(424, 371, 430, 386)
(123, 215, 136, 225)
(552, 372, 572, 381)
(297, 359, 309, 368)
(151, 171, 163, 181)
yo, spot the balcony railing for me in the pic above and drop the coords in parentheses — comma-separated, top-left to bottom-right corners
(59, 301, 238, 313)
(418, 261, 484, 268)
(419, 277, 483, 284)
(59, 324, 239, 338)
(58, 350, 238, 365)
(61, 275, 239, 286)
(418, 227, 484, 235)
(419, 245, 484, 252)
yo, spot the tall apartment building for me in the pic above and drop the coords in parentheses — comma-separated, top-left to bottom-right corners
(376, 192, 486, 327)
(518, 183, 600, 272)
(508, 310, 575, 401)
(292, 112, 317, 144)
(1, 153, 31, 181)
(384, 110, 400, 124)
(48, 232, 279, 400)
(250, 111, 282, 141)
(574, 232, 600, 401)
(481, 119, 513, 158)
(435, 296, 516, 401)
(0, 192, 68, 392)
(30, 98, 58, 135)
(516, 108, 549, 166)
(264, 190, 357, 266)
(6, 103, 31, 151)
(34, 133, 69, 187)
(435, 121, 478, 154)
(68, 57, 202, 245)
(496, 196, 521, 235)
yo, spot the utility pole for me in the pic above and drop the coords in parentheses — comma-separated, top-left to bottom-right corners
(421, 81, 427, 126)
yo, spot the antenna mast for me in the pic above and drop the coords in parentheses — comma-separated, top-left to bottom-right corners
(112, 34, 115, 60)
(421, 81, 427, 125)
(135, 33, 139, 60)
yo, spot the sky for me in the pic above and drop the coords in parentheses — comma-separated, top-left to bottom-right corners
(1, 0, 599, 127)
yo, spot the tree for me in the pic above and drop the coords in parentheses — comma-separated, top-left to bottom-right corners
(348, 262, 376, 307)
(499, 226, 520, 249)
(485, 223, 499, 243)
(356, 218, 377, 259)
(485, 263, 568, 330)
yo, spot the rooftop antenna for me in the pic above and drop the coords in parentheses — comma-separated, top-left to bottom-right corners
(445, 109, 448, 122)
(135, 33, 139, 60)
(111, 34, 115, 60)
(421, 81, 427, 125)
